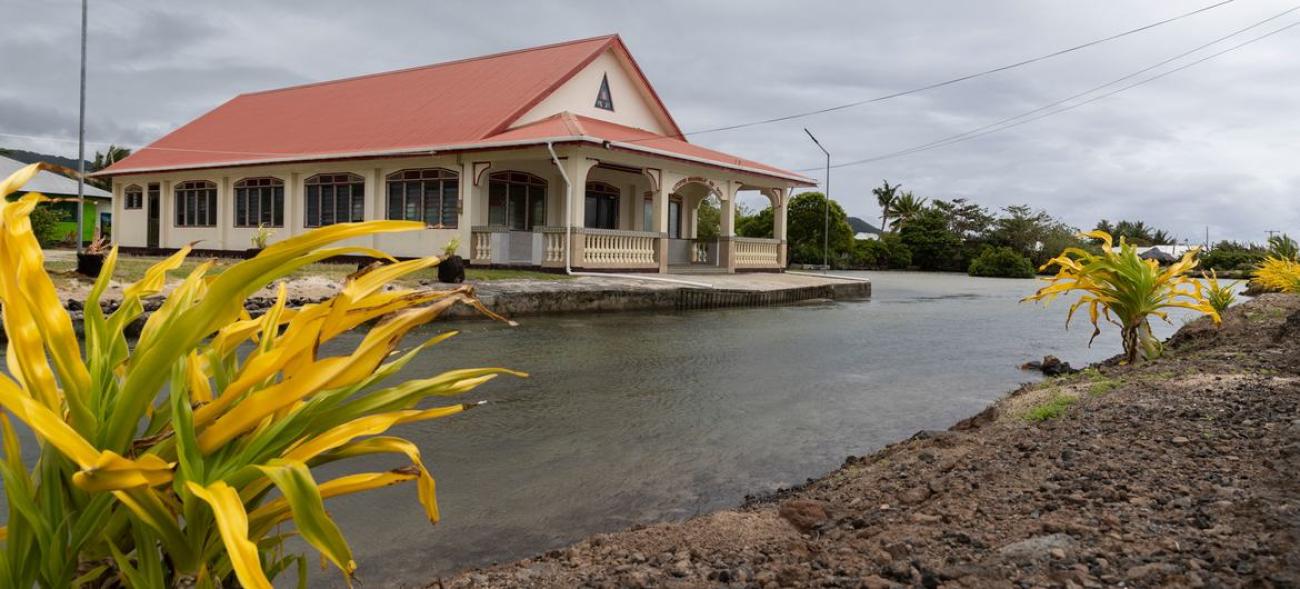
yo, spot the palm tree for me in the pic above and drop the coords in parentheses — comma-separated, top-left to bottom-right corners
(88, 145, 131, 190)
(890, 192, 928, 230)
(1268, 233, 1299, 261)
(872, 180, 902, 232)
(1150, 229, 1174, 246)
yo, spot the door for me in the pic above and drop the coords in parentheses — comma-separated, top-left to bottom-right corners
(146, 185, 160, 248)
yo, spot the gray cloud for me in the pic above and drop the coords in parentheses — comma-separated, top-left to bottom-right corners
(2, 0, 1296, 242)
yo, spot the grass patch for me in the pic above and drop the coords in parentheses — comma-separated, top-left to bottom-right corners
(1073, 366, 1122, 397)
(1024, 393, 1078, 422)
(464, 268, 570, 281)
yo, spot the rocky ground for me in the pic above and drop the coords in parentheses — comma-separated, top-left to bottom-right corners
(438, 293, 1300, 588)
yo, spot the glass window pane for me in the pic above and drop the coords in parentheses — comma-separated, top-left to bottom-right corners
(423, 181, 439, 226)
(320, 186, 335, 226)
(442, 181, 458, 228)
(531, 184, 546, 230)
(272, 187, 283, 226)
(644, 199, 653, 232)
(387, 182, 402, 220)
(488, 181, 507, 226)
(507, 183, 525, 230)
(305, 185, 319, 227)
(584, 195, 598, 229)
(405, 182, 421, 222)
(351, 183, 364, 221)
(668, 200, 681, 238)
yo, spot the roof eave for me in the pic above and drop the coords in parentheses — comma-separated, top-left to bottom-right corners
(93, 135, 814, 185)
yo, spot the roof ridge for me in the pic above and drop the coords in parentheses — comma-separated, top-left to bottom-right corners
(241, 34, 620, 98)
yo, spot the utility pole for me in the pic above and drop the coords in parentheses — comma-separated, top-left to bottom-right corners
(804, 129, 830, 270)
(75, 0, 88, 253)
(1266, 229, 1281, 240)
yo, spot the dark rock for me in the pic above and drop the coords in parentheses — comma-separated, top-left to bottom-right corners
(778, 499, 830, 532)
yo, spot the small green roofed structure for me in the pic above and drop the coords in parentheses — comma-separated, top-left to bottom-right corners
(1, 154, 111, 243)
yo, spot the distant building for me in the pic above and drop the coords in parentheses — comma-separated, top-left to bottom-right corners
(94, 35, 814, 272)
(1, 154, 111, 242)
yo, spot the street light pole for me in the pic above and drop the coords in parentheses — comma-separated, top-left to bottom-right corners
(804, 128, 830, 269)
(75, 0, 88, 254)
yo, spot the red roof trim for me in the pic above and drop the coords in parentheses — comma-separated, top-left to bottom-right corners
(240, 34, 621, 99)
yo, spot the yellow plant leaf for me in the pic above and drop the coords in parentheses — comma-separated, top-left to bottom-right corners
(72, 451, 174, 493)
(186, 481, 273, 589)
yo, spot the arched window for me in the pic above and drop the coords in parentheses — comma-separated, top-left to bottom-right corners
(123, 184, 143, 210)
(304, 173, 365, 227)
(385, 168, 458, 228)
(175, 180, 217, 227)
(233, 177, 284, 227)
(488, 172, 546, 231)
(584, 181, 620, 230)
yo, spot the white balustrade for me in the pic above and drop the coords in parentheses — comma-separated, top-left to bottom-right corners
(472, 231, 492, 261)
(734, 237, 781, 268)
(544, 232, 566, 263)
(692, 241, 709, 263)
(581, 230, 657, 266)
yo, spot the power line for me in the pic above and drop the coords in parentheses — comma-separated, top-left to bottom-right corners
(627, 0, 1238, 142)
(799, 16, 1300, 172)
(0, 1, 1249, 161)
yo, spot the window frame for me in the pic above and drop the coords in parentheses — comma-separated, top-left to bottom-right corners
(667, 195, 683, 239)
(384, 168, 459, 228)
(233, 177, 285, 228)
(123, 184, 143, 210)
(487, 171, 547, 231)
(173, 180, 218, 228)
(584, 181, 620, 230)
(303, 173, 366, 228)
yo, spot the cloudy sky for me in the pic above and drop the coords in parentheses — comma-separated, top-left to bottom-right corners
(3, 0, 1297, 243)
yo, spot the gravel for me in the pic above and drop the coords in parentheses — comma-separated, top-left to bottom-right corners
(437, 294, 1300, 588)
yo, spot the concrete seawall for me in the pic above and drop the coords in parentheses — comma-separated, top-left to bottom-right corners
(443, 275, 871, 319)
(23, 273, 871, 341)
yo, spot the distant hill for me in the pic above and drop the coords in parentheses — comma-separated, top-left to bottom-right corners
(847, 216, 882, 234)
(0, 148, 89, 175)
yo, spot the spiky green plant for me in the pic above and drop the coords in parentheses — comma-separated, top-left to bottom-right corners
(0, 163, 522, 588)
(1024, 230, 1219, 364)
(1201, 269, 1239, 316)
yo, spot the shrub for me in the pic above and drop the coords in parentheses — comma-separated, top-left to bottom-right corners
(968, 246, 1035, 278)
(846, 234, 911, 270)
(0, 163, 521, 587)
(1200, 241, 1266, 272)
(29, 203, 66, 246)
(1023, 230, 1219, 364)
(1253, 256, 1300, 293)
(1201, 270, 1239, 315)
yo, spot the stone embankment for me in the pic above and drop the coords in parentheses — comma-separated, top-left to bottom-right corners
(440, 294, 1300, 588)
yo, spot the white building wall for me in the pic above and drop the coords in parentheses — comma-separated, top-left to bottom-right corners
(512, 50, 671, 134)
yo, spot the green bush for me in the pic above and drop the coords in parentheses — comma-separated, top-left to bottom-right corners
(847, 234, 911, 269)
(29, 204, 67, 246)
(968, 246, 1036, 278)
(1200, 242, 1266, 272)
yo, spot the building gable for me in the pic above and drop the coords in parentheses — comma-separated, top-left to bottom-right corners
(510, 46, 678, 137)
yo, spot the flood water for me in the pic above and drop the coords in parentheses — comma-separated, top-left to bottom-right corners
(305, 271, 1199, 587)
(0, 271, 1205, 587)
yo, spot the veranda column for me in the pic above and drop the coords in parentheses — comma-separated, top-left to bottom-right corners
(652, 171, 673, 273)
(457, 161, 472, 258)
(720, 180, 740, 272)
(773, 187, 789, 268)
(559, 155, 598, 267)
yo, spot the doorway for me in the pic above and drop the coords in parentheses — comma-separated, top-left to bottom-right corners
(146, 182, 160, 248)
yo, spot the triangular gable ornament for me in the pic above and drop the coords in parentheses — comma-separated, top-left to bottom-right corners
(594, 73, 614, 111)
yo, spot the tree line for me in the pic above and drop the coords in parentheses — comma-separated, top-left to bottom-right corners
(723, 180, 1264, 278)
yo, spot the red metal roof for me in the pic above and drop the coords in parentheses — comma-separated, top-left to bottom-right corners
(100, 35, 809, 184)
(488, 113, 809, 182)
